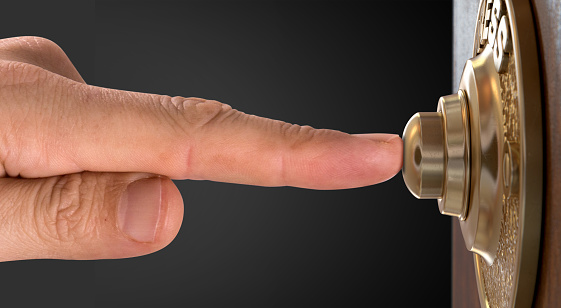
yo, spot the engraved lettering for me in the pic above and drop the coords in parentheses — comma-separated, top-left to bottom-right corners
(479, 0, 494, 47)
(494, 16, 512, 73)
(488, 0, 501, 47)
(478, 0, 511, 74)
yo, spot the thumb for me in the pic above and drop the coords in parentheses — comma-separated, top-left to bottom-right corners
(0, 172, 183, 261)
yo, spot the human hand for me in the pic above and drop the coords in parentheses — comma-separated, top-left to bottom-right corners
(0, 36, 402, 262)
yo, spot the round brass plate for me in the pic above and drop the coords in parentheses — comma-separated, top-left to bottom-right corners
(471, 0, 543, 307)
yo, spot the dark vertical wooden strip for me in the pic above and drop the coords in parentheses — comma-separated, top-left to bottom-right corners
(532, 0, 561, 306)
(452, 220, 480, 308)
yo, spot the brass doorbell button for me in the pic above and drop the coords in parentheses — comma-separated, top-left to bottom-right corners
(403, 91, 470, 220)
(403, 45, 503, 265)
(402, 0, 543, 306)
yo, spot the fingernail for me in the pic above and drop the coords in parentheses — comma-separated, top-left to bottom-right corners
(118, 177, 162, 243)
(352, 133, 401, 143)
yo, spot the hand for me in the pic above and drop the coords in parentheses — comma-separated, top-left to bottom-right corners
(0, 36, 402, 261)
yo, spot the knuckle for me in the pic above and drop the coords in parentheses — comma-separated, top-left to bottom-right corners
(22, 36, 62, 53)
(0, 36, 79, 84)
(18, 36, 61, 52)
(278, 122, 323, 149)
(0, 59, 50, 86)
(280, 122, 313, 140)
(35, 173, 113, 245)
(159, 96, 234, 130)
(0, 36, 64, 62)
(0, 61, 69, 178)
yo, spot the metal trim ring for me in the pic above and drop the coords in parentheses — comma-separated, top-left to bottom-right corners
(471, 0, 543, 307)
(436, 91, 471, 220)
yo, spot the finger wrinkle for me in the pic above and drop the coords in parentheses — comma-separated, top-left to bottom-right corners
(179, 142, 195, 180)
(163, 96, 231, 130)
(276, 150, 287, 187)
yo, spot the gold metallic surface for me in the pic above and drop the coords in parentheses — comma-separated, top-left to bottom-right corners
(402, 0, 542, 306)
(458, 44, 504, 266)
(402, 44, 505, 263)
(437, 92, 470, 219)
(402, 92, 470, 218)
(403, 112, 445, 199)
(472, 0, 543, 307)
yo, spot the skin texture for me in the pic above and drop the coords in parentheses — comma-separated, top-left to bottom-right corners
(0, 36, 403, 261)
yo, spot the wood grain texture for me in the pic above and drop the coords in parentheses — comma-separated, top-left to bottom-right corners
(532, 0, 561, 306)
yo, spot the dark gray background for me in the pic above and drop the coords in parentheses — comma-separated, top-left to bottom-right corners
(0, 1, 452, 307)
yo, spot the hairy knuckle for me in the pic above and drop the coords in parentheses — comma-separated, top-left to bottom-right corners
(36, 173, 111, 244)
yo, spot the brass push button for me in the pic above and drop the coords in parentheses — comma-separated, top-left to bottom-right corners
(403, 45, 504, 266)
(403, 91, 470, 219)
(411, 0, 544, 307)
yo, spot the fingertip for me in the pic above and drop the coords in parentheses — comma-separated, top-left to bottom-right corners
(343, 133, 403, 187)
(371, 134, 403, 183)
(283, 132, 403, 190)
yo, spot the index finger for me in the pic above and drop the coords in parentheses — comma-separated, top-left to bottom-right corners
(0, 64, 403, 189)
